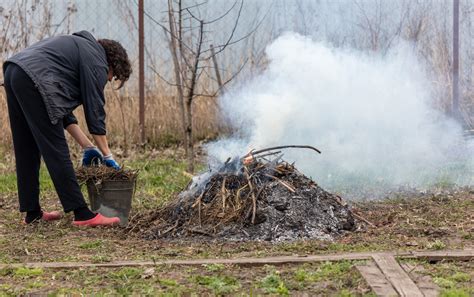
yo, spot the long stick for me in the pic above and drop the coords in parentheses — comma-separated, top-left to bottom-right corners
(352, 211, 376, 228)
(249, 183, 257, 224)
(264, 174, 296, 193)
(221, 176, 227, 211)
(244, 145, 321, 158)
(244, 168, 257, 224)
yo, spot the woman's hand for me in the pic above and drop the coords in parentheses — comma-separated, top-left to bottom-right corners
(82, 147, 103, 166)
(104, 154, 120, 170)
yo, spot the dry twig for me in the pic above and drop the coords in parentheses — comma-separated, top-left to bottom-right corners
(76, 166, 139, 184)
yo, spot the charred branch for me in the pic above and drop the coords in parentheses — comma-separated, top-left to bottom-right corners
(244, 145, 322, 162)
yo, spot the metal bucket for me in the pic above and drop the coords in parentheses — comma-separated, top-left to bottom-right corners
(86, 179, 136, 227)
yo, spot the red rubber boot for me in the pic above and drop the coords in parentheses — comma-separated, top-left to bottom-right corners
(23, 211, 62, 224)
(72, 213, 120, 227)
(42, 211, 62, 221)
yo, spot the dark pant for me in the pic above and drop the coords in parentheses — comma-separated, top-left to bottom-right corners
(4, 63, 87, 212)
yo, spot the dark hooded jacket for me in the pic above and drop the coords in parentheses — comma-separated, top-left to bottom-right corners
(3, 31, 108, 135)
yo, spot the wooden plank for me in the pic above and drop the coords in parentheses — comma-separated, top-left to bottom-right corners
(400, 263, 439, 297)
(356, 262, 398, 297)
(372, 254, 423, 297)
(0, 249, 471, 271)
(407, 249, 474, 262)
(0, 252, 377, 270)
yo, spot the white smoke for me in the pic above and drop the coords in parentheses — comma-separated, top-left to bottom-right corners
(206, 33, 473, 197)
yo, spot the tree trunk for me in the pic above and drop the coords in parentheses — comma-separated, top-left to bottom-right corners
(185, 98, 194, 172)
(167, 0, 188, 156)
(183, 20, 204, 173)
(210, 44, 224, 90)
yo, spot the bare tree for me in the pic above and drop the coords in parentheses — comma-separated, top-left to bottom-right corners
(140, 0, 263, 172)
(0, 0, 77, 60)
(352, 0, 410, 53)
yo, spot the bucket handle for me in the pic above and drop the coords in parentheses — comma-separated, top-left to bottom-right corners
(132, 178, 137, 201)
(90, 180, 103, 193)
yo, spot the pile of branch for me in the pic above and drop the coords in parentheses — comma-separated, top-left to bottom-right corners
(190, 159, 300, 228)
(130, 145, 359, 240)
(76, 166, 139, 184)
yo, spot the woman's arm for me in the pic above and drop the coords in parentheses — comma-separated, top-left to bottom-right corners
(66, 124, 94, 149)
(66, 125, 112, 158)
(92, 134, 120, 169)
(66, 124, 106, 166)
(91, 134, 111, 157)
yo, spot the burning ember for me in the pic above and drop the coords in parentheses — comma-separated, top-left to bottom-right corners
(132, 146, 359, 242)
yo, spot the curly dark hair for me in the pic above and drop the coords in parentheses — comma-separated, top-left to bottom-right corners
(98, 39, 132, 89)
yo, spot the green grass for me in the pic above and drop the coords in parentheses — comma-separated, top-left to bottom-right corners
(426, 240, 447, 250)
(0, 173, 16, 193)
(26, 281, 46, 289)
(126, 158, 192, 210)
(294, 261, 353, 284)
(109, 267, 143, 281)
(449, 272, 471, 283)
(90, 254, 112, 263)
(259, 271, 289, 295)
(158, 278, 178, 287)
(0, 284, 14, 296)
(434, 277, 457, 288)
(203, 263, 225, 272)
(0, 165, 54, 194)
(440, 288, 471, 297)
(12, 267, 43, 278)
(193, 274, 241, 295)
(408, 260, 474, 297)
(434, 272, 472, 289)
(79, 239, 104, 250)
(0, 267, 13, 277)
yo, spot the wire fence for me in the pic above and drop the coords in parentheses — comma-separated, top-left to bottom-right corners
(0, 0, 473, 149)
(0, 0, 224, 149)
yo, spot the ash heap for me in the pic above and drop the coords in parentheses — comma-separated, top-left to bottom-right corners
(134, 146, 358, 242)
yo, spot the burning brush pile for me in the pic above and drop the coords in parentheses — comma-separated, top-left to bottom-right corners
(133, 146, 358, 242)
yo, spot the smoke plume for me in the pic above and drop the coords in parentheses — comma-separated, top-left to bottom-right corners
(206, 33, 473, 198)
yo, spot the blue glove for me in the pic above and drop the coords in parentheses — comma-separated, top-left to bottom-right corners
(104, 154, 121, 170)
(82, 147, 103, 166)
